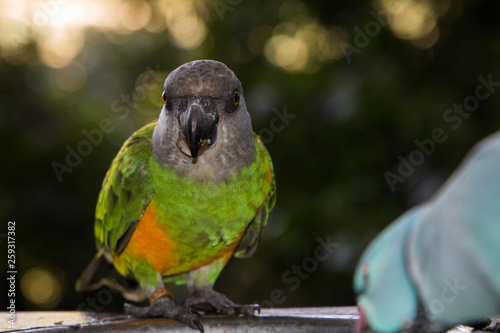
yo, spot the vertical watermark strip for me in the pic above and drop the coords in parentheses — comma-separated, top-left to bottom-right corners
(6, 221, 17, 327)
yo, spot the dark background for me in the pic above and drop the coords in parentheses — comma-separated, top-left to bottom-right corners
(1, 0, 500, 313)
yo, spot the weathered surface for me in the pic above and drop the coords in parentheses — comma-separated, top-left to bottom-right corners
(0, 308, 498, 332)
(2, 307, 356, 332)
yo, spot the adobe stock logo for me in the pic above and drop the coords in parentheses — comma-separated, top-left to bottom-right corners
(411, 277, 467, 333)
(52, 65, 163, 183)
(384, 74, 500, 192)
(256, 235, 340, 308)
(212, 0, 242, 21)
(33, 0, 69, 26)
(339, 9, 390, 64)
(257, 106, 295, 144)
(52, 120, 115, 183)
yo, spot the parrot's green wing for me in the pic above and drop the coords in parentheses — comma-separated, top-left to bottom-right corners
(95, 122, 156, 256)
(76, 122, 156, 296)
(233, 134, 276, 258)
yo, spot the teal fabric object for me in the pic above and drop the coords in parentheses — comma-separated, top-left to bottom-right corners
(354, 132, 500, 332)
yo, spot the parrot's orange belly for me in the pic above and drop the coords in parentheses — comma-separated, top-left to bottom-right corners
(114, 204, 239, 276)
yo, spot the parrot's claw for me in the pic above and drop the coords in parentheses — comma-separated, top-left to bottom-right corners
(124, 296, 204, 332)
(184, 287, 260, 317)
(481, 319, 499, 332)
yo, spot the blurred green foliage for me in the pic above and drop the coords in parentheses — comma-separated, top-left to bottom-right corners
(1, 0, 500, 313)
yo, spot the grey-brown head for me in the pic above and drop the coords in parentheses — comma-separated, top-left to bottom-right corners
(152, 60, 255, 180)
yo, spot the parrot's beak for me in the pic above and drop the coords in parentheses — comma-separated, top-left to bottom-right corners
(177, 103, 219, 161)
(355, 306, 369, 333)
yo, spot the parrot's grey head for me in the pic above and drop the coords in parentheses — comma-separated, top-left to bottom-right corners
(152, 60, 255, 180)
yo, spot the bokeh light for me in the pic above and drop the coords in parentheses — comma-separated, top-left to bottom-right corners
(376, 0, 453, 49)
(21, 268, 63, 309)
(0, 0, 456, 71)
(265, 34, 309, 72)
(38, 28, 85, 69)
(160, 0, 208, 50)
(0, 0, 211, 68)
(264, 21, 346, 73)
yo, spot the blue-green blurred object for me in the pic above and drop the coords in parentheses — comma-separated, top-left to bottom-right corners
(354, 132, 500, 332)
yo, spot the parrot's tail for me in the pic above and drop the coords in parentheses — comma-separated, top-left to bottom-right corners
(75, 249, 146, 302)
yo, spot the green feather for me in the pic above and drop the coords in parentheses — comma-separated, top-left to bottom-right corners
(95, 122, 155, 256)
(234, 135, 276, 258)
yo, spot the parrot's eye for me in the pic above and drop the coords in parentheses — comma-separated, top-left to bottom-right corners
(162, 91, 167, 104)
(362, 264, 370, 291)
(233, 90, 240, 106)
(226, 89, 240, 114)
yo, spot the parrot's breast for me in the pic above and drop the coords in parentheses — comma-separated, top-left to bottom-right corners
(115, 203, 241, 276)
(115, 152, 270, 277)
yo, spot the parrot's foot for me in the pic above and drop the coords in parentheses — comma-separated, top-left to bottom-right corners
(482, 318, 499, 332)
(184, 286, 260, 316)
(124, 296, 204, 332)
(460, 317, 492, 332)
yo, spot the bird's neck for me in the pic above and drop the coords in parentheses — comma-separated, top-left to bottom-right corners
(152, 124, 255, 182)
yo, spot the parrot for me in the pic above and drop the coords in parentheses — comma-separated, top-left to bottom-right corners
(354, 131, 500, 333)
(75, 60, 276, 332)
